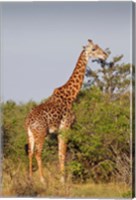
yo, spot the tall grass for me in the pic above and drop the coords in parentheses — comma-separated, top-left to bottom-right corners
(2, 158, 131, 198)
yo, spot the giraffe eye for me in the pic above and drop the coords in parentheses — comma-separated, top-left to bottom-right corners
(92, 48, 96, 51)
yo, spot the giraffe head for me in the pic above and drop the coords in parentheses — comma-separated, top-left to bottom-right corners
(83, 39, 108, 61)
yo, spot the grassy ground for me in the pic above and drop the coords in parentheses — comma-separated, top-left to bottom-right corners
(2, 160, 131, 198)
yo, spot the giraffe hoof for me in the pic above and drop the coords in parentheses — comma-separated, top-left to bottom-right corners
(60, 176, 65, 184)
(40, 176, 45, 184)
(28, 175, 33, 182)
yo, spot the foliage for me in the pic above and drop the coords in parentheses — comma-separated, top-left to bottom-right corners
(2, 100, 37, 161)
(84, 54, 131, 99)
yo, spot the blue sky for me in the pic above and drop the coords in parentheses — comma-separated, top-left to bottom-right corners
(1, 2, 133, 102)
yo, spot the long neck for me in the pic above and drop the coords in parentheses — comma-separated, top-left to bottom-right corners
(53, 50, 88, 103)
(66, 50, 88, 91)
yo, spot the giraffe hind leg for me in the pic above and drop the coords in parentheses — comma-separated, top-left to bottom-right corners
(35, 132, 46, 183)
(28, 128, 35, 179)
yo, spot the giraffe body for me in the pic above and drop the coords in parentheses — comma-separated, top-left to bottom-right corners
(26, 97, 74, 134)
(25, 39, 108, 183)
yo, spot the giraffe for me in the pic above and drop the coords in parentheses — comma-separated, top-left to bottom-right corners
(25, 39, 108, 183)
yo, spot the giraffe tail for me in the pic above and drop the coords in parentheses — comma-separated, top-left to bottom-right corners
(24, 143, 29, 155)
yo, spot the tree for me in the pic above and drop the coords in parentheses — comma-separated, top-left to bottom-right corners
(84, 53, 130, 99)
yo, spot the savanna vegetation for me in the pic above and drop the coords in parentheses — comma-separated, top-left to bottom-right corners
(1, 54, 134, 197)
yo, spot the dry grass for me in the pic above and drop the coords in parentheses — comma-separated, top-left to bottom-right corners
(2, 160, 131, 198)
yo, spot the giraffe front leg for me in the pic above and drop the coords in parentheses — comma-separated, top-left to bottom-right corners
(58, 134, 67, 184)
(35, 152, 45, 183)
